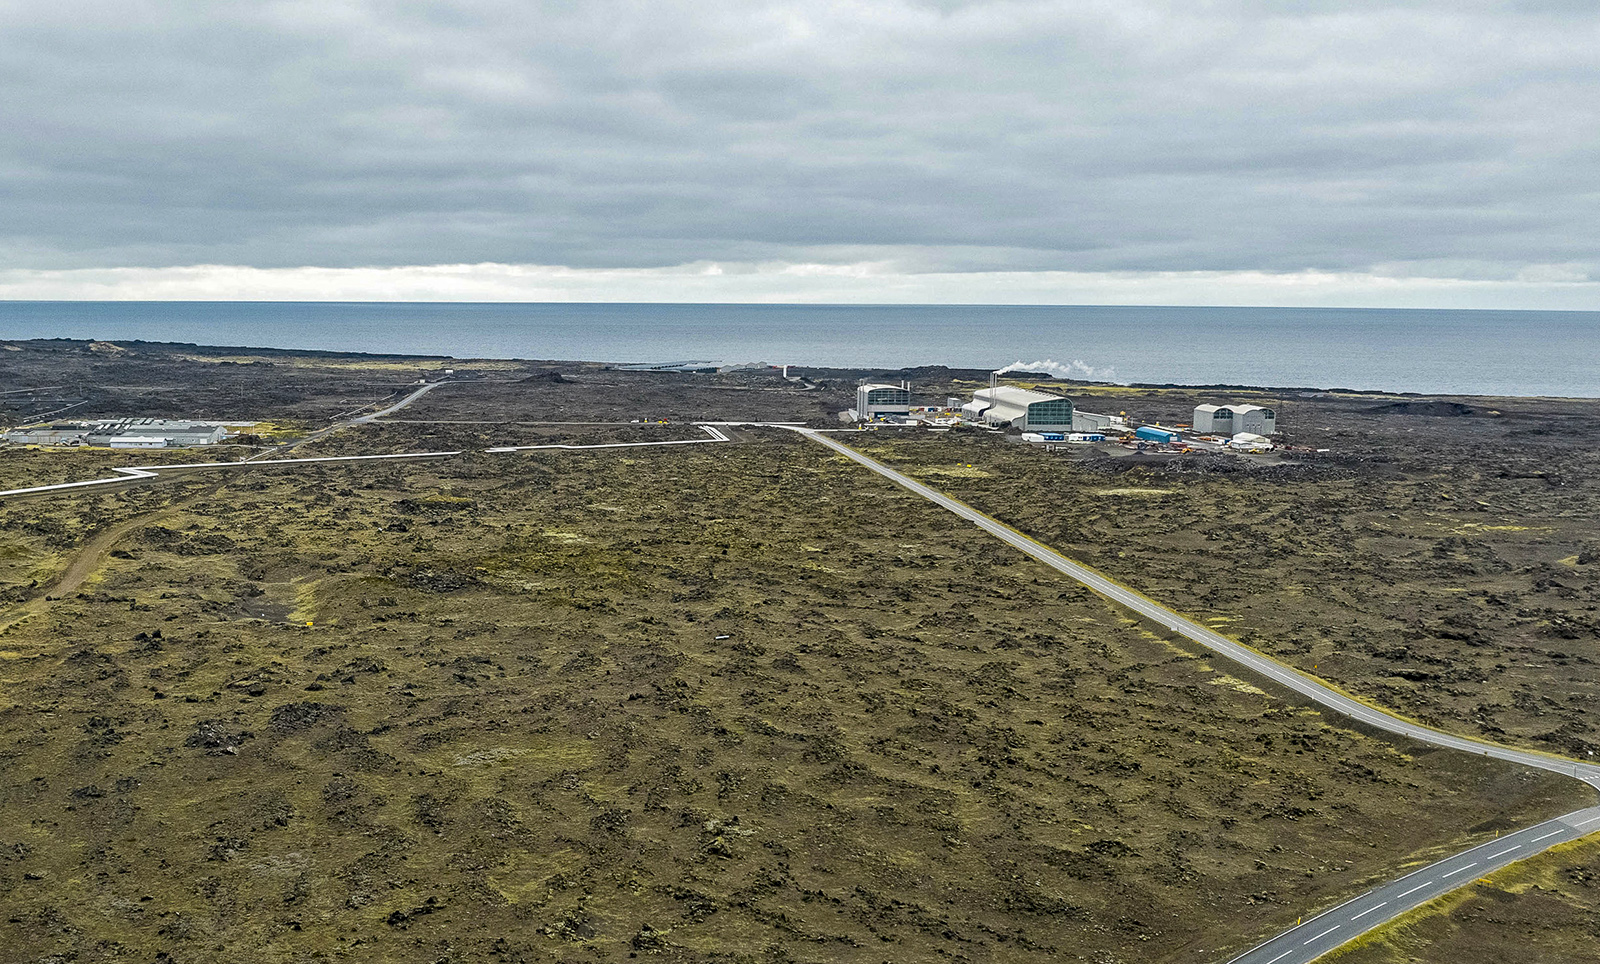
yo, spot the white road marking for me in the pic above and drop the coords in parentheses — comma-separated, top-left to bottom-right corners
(1440, 863, 1477, 878)
(1304, 925, 1340, 945)
(1531, 830, 1564, 842)
(1397, 883, 1433, 899)
(1349, 902, 1388, 921)
(1573, 815, 1600, 827)
(1264, 949, 1295, 964)
(1488, 847, 1521, 860)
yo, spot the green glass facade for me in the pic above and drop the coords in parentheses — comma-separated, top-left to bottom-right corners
(1025, 398, 1074, 428)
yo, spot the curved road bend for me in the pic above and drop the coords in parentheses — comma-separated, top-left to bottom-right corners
(780, 427, 1600, 957)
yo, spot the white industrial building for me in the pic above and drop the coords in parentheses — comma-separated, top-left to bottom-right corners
(1071, 410, 1126, 433)
(963, 386, 1075, 432)
(1193, 403, 1276, 436)
(5, 419, 231, 449)
(856, 383, 912, 418)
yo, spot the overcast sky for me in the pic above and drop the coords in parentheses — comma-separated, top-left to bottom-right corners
(3, 0, 1598, 304)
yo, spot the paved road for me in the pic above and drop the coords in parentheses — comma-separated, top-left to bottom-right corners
(0, 424, 735, 500)
(0, 451, 464, 499)
(352, 381, 445, 423)
(787, 428, 1600, 787)
(249, 380, 451, 459)
(486, 424, 730, 452)
(5, 411, 1594, 961)
(783, 426, 1600, 960)
(1, 380, 459, 497)
(1228, 806, 1600, 964)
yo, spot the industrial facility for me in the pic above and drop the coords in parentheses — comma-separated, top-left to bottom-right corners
(837, 374, 1286, 459)
(855, 383, 913, 419)
(962, 385, 1075, 432)
(1193, 403, 1277, 436)
(3, 419, 234, 449)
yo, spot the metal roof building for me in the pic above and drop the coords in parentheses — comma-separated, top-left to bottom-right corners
(1193, 403, 1277, 436)
(86, 422, 227, 447)
(962, 386, 1075, 432)
(5, 419, 230, 448)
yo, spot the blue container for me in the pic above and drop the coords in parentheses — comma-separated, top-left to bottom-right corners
(1134, 426, 1181, 444)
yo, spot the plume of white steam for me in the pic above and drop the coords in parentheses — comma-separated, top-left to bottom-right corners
(994, 358, 1121, 383)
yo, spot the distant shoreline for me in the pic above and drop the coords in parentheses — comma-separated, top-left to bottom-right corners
(3, 336, 1595, 402)
(3, 299, 1598, 398)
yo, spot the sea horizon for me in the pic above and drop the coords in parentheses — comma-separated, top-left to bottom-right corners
(2, 300, 1597, 399)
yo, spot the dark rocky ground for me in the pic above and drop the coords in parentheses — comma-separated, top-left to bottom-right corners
(0, 339, 1597, 962)
(0, 437, 1584, 964)
(847, 388, 1600, 761)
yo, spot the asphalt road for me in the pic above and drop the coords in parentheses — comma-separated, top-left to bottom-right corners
(789, 428, 1600, 787)
(250, 379, 450, 459)
(352, 380, 445, 423)
(1228, 806, 1600, 964)
(486, 424, 730, 452)
(0, 451, 465, 499)
(786, 427, 1600, 961)
(5, 410, 1595, 961)
(0, 424, 734, 500)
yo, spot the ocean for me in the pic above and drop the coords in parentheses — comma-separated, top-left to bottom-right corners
(0, 301, 1596, 398)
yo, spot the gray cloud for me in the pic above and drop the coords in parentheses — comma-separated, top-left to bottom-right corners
(2, 0, 1598, 281)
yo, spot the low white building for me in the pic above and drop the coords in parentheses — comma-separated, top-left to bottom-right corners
(109, 436, 174, 449)
(1193, 403, 1276, 436)
(963, 386, 1075, 432)
(1228, 432, 1274, 452)
(856, 383, 912, 418)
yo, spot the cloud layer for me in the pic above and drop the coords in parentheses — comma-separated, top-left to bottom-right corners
(3, 262, 1597, 309)
(3, 1, 1598, 299)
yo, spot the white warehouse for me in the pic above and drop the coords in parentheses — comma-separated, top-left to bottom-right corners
(1193, 403, 1277, 436)
(963, 386, 1075, 432)
(856, 383, 912, 418)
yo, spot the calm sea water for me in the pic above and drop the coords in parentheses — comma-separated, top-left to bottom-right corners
(0, 301, 1596, 398)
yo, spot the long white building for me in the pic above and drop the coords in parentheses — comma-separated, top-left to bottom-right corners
(963, 386, 1075, 432)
